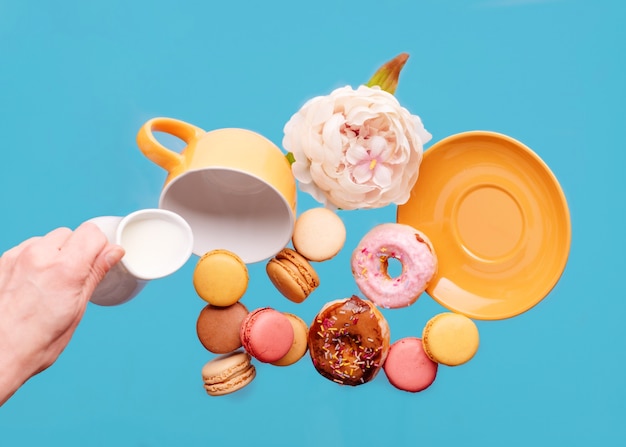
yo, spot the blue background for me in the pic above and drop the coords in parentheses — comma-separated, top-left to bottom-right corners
(1, 0, 624, 445)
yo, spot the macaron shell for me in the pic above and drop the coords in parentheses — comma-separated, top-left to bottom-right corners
(266, 248, 319, 303)
(196, 302, 249, 354)
(279, 249, 319, 289)
(204, 365, 256, 396)
(422, 313, 480, 366)
(240, 308, 295, 363)
(292, 208, 346, 261)
(201, 351, 256, 396)
(383, 337, 438, 392)
(266, 259, 307, 303)
(271, 313, 309, 366)
(193, 249, 249, 306)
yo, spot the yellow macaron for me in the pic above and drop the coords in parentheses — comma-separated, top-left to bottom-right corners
(422, 312, 479, 366)
(271, 313, 309, 366)
(193, 249, 248, 307)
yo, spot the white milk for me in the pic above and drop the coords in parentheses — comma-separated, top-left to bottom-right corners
(120, 217, 191, 279)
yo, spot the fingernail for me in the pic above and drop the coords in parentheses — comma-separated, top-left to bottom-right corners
(105, 246, 125, 268)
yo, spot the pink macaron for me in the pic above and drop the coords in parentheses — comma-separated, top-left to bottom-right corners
(240, 307, 294, 363)
(383, 337, 438, 392)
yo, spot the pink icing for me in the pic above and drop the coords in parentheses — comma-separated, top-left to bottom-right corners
(350, 223, 437, 308)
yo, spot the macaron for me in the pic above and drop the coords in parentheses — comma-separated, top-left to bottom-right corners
(383, 337, 438, 392)
(196, 302, 249, 354)
(240, 307, 294, 363)
(271, 313, 309, 367)
(201, 350, 256, 396)
(292, 208, 346, 261)
(266, 248, 319, 303)
(422, 313, 480, 366)
(193, 249, 248, 307)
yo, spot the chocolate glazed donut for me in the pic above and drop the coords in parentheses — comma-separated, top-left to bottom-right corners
(308, 296, 390, 386)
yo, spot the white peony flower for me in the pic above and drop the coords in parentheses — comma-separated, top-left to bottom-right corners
(283, 85, 431, 210)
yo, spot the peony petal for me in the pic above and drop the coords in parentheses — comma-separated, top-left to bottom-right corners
(355, 85, 398, 102)
(299, 125, 324, 160)
(337, 94, 371, 112)
(363, 115, 390, 134)
(345, 144, 369, 164)
(329, 85, 354, 98)
(345, 106, 375, 126)
(352, 162, 374, 184)
(321, 154, 348, 179)
(283, 82, 432, 211)
(321, 113, 345, 154)
(326, 192, 356, 210)
(305, 97, 335, 126)
(368, 102, 401, 117)
(292, 160, 313, 183)
(367, 135, 389, 158)
(340, 130, 354, 153)
(329, 180, 370, 210)
(372, 164, 393, 188)
(282, 113, 303, 152)
(337, 171, 374, 194)
(412, 115, 432, 145)
(298, 180, 329, 207)
(310, 162, 339, 191)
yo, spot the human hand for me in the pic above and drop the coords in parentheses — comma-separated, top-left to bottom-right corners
(0, 222, 124, 405)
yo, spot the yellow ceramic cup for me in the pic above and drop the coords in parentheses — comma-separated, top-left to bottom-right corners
(137, 117, 297, 264)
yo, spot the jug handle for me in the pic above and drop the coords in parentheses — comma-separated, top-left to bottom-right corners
(136, 117, 205, 172)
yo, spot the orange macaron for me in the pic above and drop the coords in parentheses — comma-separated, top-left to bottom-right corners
(266, 248, 319, 303)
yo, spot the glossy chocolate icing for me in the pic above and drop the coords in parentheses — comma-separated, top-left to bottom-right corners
(308, 296, 390, 386)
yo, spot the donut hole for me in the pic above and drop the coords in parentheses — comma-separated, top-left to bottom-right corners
(383, 256, 403, 279)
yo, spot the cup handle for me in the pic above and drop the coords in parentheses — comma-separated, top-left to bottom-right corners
(136, 117, 206, 172)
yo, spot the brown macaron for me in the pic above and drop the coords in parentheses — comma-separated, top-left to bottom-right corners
(266, 248, 319, 303)
(196, 302, 249, 354)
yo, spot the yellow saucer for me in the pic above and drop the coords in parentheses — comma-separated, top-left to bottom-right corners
(397, 131, 571, 320)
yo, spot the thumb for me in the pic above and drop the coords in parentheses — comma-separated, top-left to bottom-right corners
(92, 245, 125, 283)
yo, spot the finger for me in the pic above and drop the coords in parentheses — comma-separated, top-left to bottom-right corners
(41, 227, 73, 251)
(95, 245, 125, 280)
(0, 238, 38, 289)
(59, 222, 108, 267)
(1, 227, 72, 264)
(0, 236, 42, 261)
(80, 244, 125, 301)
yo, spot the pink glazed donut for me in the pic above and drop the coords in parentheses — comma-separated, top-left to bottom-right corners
(351, 223, 437, 309)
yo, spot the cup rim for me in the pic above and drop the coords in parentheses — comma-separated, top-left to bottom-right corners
(116, 208, 194, 280)
(159, 167, 296, 263)
(161, 166, 296, 208)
